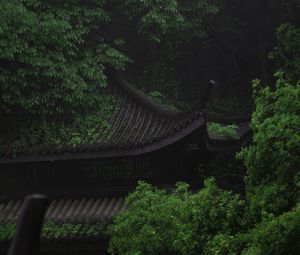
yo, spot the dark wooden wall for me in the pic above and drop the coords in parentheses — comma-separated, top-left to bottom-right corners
(0, 127, 209, 197)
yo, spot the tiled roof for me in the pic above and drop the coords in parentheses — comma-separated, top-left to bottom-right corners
(0, 197, 125, 245)
(0, 73, 205, 163)
(0, 197, 126, 225)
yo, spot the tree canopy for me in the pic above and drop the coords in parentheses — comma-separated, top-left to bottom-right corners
(0, 0, 127, 118)
(0, 0, 218, 119)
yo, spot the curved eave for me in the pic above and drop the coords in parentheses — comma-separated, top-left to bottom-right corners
(111, 71, 209, 119)
(0, 116, 205, 164)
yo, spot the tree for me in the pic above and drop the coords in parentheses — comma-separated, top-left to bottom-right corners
(108, 179, 244, 255)
(0, 0, 128, 118)
(269, 23, 300, 84)
(238, 24, 300, 220)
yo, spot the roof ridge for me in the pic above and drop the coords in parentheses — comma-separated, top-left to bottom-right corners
(109, 71, 208, 120)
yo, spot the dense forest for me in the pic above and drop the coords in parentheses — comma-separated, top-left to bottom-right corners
(0, 0, 300, 254)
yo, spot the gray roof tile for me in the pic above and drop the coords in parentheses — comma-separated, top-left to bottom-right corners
(0, 197, 126, 225)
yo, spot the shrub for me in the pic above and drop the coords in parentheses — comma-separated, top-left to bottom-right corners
(242, 203, 300, 255)
(207, 122, 239, 139)
(108, 178, 245, 255)
(238, 75, 300, 219)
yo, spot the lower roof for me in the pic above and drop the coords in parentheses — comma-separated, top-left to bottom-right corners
(205, 122, 252, 152)
(204, 114, 252, 152)
(0, 197, 126, 225)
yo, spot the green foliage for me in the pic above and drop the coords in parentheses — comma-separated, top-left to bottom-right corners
(238, 74, 300, 219)
(205, 234, 244, 255)
(124, 0, 219, 103)
(118, 0, 183, 43)
(41, 222, 106, 240)
(118, 0, 218, 43)
(0, 224, 15, 242)
(108, 178, 300, 255)
(0, 0, 218, 119)
(146, 90, 179, 110)
(269, 23, 300, 83)
(108, 178, 245, 255)
(0, 222, 107, 242)
(242, 203, 300, 255)
(207, 122, 239, 139)
(0, 1, 128, 118)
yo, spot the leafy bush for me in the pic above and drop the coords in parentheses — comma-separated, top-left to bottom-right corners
(119, 0, 218, 43)
(242, 203, 300, 255)
(238, 74, 300, 219)
(0, 224, 15, 242)
(108, 178, 245, 255)
(41, 222, 106, 240)
(0, 222, 107, 242)
(207, 122, 239, 139)
(147, 90, 179, 110)
(0, 1, 128, 118)
(269, 23, 300, 83)
(238, 24, 300, 221)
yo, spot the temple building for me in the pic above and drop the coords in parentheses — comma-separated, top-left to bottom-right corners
(0, 73, 251, 254)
